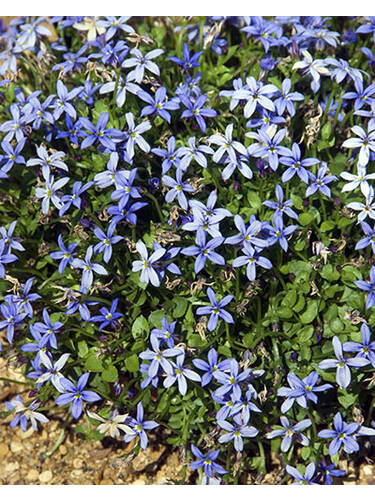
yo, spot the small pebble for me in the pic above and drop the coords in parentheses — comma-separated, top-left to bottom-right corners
(0, 443, 9, 458)
(39, 470, 53, 483)
(26, 470, 39, 481)
(10, 441, 23, 453)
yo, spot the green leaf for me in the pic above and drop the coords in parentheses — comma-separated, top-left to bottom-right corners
(102, 364, 118, 383)
(320, 220, 335, 232)
(132, 315, 149, 338)
(338, 392, 357, 409)
(77, 340, 89, 358)
(301, 447, 311, 460)
(299, 212, 314, 226)
(247, 191, 262, 211)
(298, 326, 314, 343)
(85, 354, 104, 372)
(320, 264, 340, 281)
(173, 297, 188, 318)
(125, 354, 139, 373)
(300, 301, 318, 324)
(321, 122, 332, 140)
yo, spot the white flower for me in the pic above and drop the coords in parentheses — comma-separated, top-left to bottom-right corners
(87, 410, 132, 439)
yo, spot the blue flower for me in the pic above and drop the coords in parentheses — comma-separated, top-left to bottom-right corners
(316, 460, 346, 485)
(277, 371, 333, 413)
(0, 220, 25, 253)
(150, 317, 177, 348)
(342, 124, 375, 167)
(318, 336, 369, 389)
(99, 73, 140, 108)
(33, 308, 64, 350)
(50, 234, 78, 274)
(96, 16, 134, 41)
(264, 213, 298, 252)
(0, 137, 26, 172)
(355, 265, 375, 309)
(279, 143, 320, 184)
(233, 76, 278, 118)
(20, 324, 50, 363)
(55, 373, 101, 419)
(51, 80, 82, 121)
(343, 323, 375, 367)
(90, 298, 123, 331)
(213, 358, 251, 400)
(189, 445, 227, 478)
(169, 43, 203, 71)
(266, 416, 311, 452)
(138, 87, 179, 123)
(192, 347, 231, 387)
(152, 136, 182, 174)
(139, 335, 182, 378)
(248, 125, 290, 171)
(124, 402, 159, 450)
(59, 180, 93, 217)
(5, 395, 49, 431)
(232, 244, 272, 281)
(56, 115, 85, 145)
(27, 144, 68, 177)
(162, 169, 194, 211)
(262, 184, 299, 220)
(132, 241, 166, 287)
(163, 351, 201, 395)
(230, 385, 262, 421)
(218, 414, 258, 452)
(37, 351, 70, 391)
(0, 297, 27, 344)
(93, 224, 123, 263)
(225, 214, 267, 249)
(274, 78, 304, 117)
(306, 163, 337, 198)
(35, 170, 70, 214)
(123, 112, 151, 159)
(181, 231, 225, 274)
(177, 136, 214, 171)
(11, 277, 40, 318)
(196, 287, 234, 332)
(318, 412, 360, 456)
(80, 112, 124, 151)
(0, 239, 18, 278)
(72, 245, 108, 293)
(342, 78, 375, 111)
(355, 221, 375, 252)
(0, 103, 28, 142)
(286, 463, 316, 485)
(179, 94, 217, 133)
(209, 123, 247, 163)
(122, 47, 164, 83)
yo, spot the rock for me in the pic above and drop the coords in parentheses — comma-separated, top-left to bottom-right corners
(73, 458, 83, 469)
(59, 445, 67, 455)
(10, 441, 23, 453)
(100, 480, 114, 485)
(5, 462, 19, 474)
(39, 470, 53, 483)
(89, 448, 111, 461)
(26, 470, 39, 481)
(362, 465, 373, 476)
(0, 443, 9, 458)
(133, 478, 147, 485)
(16, 427, 34, 439)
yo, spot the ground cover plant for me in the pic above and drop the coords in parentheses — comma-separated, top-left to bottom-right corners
(2, 15, 375, 485)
